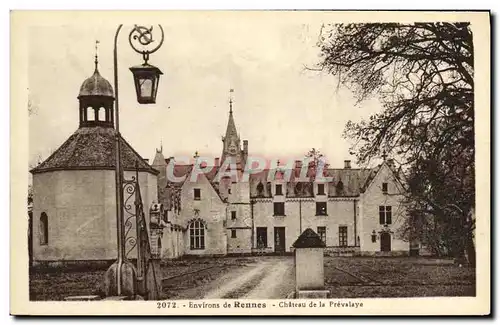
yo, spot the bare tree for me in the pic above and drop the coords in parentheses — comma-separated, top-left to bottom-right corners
(316, 23, 475, 264)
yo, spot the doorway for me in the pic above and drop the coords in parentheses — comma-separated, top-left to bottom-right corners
(380, 232, 391, 252)
(274, 227, 285, 253)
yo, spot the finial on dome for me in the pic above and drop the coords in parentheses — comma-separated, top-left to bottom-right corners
(94, 40, 100, 71)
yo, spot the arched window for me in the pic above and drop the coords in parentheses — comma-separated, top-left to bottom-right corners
(98, 107, 106, 121)
(40, 212, 48, 245)
(189, 220, 205, 250)
(156, 237, 162, 258)
(87, 107, 95, 121)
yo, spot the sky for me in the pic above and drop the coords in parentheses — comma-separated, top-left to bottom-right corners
(28, 13, 382, 171)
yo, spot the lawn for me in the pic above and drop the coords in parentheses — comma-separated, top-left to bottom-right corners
(324, 256, 475, 298)
(29, 256, 476, 300)
(29, 256, 259, 301)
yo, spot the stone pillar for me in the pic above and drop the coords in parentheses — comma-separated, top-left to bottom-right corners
(292, 228, 329, 298)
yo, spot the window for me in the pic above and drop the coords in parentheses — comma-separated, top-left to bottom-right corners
(256, 182, 264, 197)
(39, 212, 48, 245)
(371, 230, 377, 243)
(382, 182, 388, 193)
(275, 184, 283, 196)
(317, 184, 325, 195)
(339, 226, 348, 247)
(256, 227, 268, 248)
(228, 188, 232, 195)
(231, 229, 237, 238)
(98, 107, 106, 121)
(336, 180, 344, 195)
(273, 202, 285, 216)
(194, 188, 201, 200)
(379, 206, 392, 224)
(316, 202, 327, 216)
(317, 226, 326, 244)
(189, 220, 205, 250)
(231, 211, 236, 220)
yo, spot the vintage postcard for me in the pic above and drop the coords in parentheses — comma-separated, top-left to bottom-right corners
(10, 10, 490, 315)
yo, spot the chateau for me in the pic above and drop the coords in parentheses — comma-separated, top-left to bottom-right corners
(153, 101, 410, 258)
(29, 62, 409, 265)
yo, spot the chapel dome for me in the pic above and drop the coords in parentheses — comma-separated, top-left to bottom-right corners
(78, 68, 114, 98)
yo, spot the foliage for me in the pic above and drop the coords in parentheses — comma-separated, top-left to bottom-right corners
(317, 23, 475, 262)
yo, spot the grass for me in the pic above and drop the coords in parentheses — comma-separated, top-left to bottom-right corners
(29, 256, 476, 300)
(324, 256, 475, 297)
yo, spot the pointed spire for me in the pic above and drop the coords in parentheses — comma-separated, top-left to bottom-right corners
(94, 40, 100, 71)
(229, 88, 234, 114)
(221, 88, 242, 165)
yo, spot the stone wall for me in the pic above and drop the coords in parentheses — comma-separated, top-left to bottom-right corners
(32, 169, 157, 262)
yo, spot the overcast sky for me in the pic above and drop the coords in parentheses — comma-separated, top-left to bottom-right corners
(28, 13, 382, 170)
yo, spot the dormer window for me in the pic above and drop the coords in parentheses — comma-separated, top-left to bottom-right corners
(275, 184, 283, 196)
(256, 181, 264, 197)
(336, 180, 344, 196)
(382, 182, 388, 194)
(317, 184, 325, 195)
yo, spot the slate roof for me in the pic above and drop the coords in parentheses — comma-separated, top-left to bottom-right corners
(30, 126, 158, 175)
(249, 167, 372, 198)
(161, 160, 402, 200)
(292, 228, 326, 248)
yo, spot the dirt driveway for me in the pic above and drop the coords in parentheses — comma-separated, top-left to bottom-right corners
(163, 256, 295, 299)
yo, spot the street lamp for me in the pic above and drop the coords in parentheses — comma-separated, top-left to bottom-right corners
(130, 64, 163, 104)
(104, 24, 165, 299)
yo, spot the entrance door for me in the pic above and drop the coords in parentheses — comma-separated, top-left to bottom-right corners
(274, 227, 285, 253)
(380, 232, 391, 252)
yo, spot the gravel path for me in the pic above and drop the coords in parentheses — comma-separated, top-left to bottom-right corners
(202, 257, 294, 299)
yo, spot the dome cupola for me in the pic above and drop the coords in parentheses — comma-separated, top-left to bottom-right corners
(77, 47, 115, 128)
(78, 69, 114, 98)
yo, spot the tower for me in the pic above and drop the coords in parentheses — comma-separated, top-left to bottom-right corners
(221, 91, 244, 169)
(29, 47, 159, 263)
(78, 46, 115, 128)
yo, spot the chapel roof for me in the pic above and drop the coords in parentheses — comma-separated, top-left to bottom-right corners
(30, 126, 158, 175)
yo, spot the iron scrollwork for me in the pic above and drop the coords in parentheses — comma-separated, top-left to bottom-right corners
(128, 25, 165, 64)
(123, 177, 138, 258)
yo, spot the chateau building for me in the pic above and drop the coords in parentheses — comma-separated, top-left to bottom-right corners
(154, 101, 410, 257)
(29, 60, 409, 263)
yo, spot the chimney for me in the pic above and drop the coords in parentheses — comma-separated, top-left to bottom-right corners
(215, 157, 220, 167)
(243, 140, 248, 154)
(344, 160, 351, 169)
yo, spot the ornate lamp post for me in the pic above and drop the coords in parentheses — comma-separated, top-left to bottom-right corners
(104, 24, 164, 298)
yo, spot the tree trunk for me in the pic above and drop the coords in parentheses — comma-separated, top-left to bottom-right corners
(465, 234, 476, 268)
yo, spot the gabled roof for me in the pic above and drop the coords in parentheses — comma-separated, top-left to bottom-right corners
(359, 161, 406, 193)
(30, 127, 158, 175)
